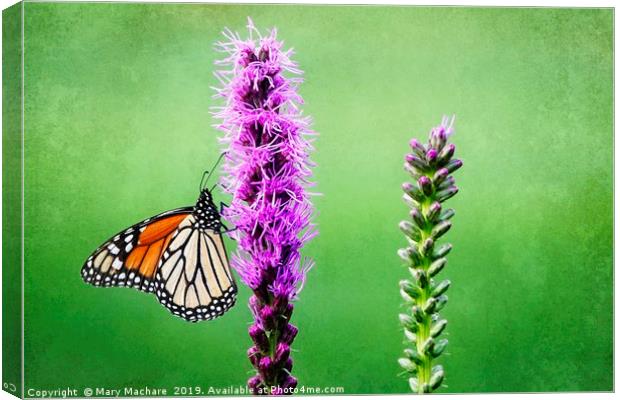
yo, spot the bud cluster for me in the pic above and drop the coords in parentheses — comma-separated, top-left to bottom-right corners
(397, 117, 462, 394)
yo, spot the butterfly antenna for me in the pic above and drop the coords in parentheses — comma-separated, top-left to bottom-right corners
(202, 152, 228, 190)
(199, 170, 209, 193)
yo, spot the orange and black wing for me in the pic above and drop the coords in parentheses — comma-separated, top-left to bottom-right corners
(81, 207, 192, 293)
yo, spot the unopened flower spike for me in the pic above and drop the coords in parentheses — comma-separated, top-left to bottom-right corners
(212, 18, 317, 395)
(398, 117, 462, 394)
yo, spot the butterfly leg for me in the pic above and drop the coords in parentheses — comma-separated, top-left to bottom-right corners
(217, 202, 238, 234)
(221, 225, 238, 234)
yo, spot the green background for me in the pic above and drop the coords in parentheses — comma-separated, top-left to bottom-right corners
(21, 3, 612, 395)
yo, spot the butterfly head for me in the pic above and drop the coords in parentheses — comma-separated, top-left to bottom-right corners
(199, 187, 214, 202)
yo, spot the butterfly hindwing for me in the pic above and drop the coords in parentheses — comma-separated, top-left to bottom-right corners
(154, 215, 237, 322)
(81, 207, 193, 292)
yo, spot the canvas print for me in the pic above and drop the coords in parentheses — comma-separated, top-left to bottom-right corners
(1, 2, 613, 398)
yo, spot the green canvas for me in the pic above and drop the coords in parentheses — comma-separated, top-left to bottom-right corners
(2, 2, 613, 397)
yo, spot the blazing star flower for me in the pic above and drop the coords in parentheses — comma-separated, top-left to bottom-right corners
(397, 116, 462, 394)
(212, 18, 317, 395)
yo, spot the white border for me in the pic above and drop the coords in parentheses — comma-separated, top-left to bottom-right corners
(0, 2, 615, 400)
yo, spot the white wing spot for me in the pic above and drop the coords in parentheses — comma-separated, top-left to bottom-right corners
(112, 258, 123, 270)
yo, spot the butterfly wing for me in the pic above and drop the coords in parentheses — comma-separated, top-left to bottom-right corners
(81, 207, 193, 292)
(154, 215, 237, 322)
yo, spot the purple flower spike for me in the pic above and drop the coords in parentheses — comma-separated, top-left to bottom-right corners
(213, 18, 317, 395)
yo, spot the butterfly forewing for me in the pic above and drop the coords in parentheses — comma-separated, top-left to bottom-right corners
(81, 207, 193, 292)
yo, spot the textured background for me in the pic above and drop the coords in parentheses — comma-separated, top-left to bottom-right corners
(22, 3, 612, 394)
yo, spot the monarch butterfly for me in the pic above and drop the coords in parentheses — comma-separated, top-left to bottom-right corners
(80, 159, 237, 323)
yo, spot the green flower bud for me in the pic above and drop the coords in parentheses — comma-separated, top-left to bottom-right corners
(430, 319, 448, 338)
(409, 378, 419, 392)
(420, 238, 434, 257)
(402, 182, 425, 202)
(430, 367, 445, 390)
(437, 175, 455, 191)
(436, 186, 458, 202)
(428, 257, 447, 277)
(399, 221, 422, 241)
(431, 338, 448, 358)
(421, 338, 435, 355)
(399, 313, 416, 330)
(432, 244, 452, 259)
(400, 288, 415, 303)
(404, 329, 417, 343)
(423, 297, 437, 314)
(412, 305, 425, 323)
(405, 322, 419, 335)
(398, 357, 416, 373)
(409, 208, 426, 229)
(439, 208, 455, 221)
(410, 247, 422, 263)
(445, 158, 462, 173)
(432, 168, 449, 186)
(406, 154, 429, 172)
(417, 176, 433, 197)
(437, 143, 455, 165)
(404, 163, 422, 180)
(397, 248, 411, 264)
(402, 193, 418, 209)
(409, 139, 426, 157)
(431, 279, 451, 297)
(400, 279, 421, 299)
(435, 295, 448, 312)
(398, 247, 421, 266)
(410, 269, 428, 287)
(404, 348, 424, 366)
(426, 201, 442, 222)
(430, 127, 447, 150)
(431, 220, 452, 240)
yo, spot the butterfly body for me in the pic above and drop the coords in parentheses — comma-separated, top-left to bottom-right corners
(81, 188, 237, 323)
(194, 189, 224, 231)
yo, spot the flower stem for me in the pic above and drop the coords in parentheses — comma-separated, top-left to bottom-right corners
(414, 267, 432, 393)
